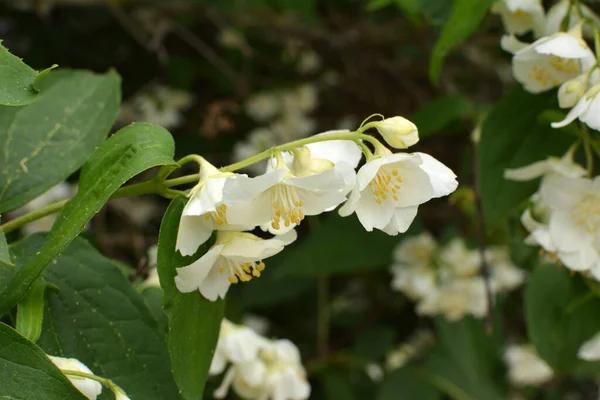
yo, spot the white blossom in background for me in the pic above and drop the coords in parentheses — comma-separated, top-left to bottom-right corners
(142, 245, 160, 288)
(501, 25, 596, 93)
(578, 331, 600, 361)
(210, 319, 310, 400)
(48, 356, 103, 400)
(390, 233, 524, 321)
(296, 50, 322, 74)
(339, 146, 458, 236)
(491, 0, 545, 37)
(233, 128, 278, 175)
(175, 230, 296, 301)
(504, 345, 553, 387)
(8, 182, 75, 235)
(242, 314, 270, 336)
(119, 83, 193, 130)
(364, 363, 384, 382)
(544, 0, 600, 36)
(385, 329, 434, 371)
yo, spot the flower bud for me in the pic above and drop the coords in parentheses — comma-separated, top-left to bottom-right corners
(291, 147, 334, 176)
(558, 75, 586, 108)
(372, 117, 419, 149)
(48, 356, 102, 400)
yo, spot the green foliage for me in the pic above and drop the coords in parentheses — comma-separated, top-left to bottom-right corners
(157, 197, 225, 400)
(0, 69, 121, 212)
(412, 95, 475, 138)
(0, 224, 10, 266)
(282, 214, 413, 276)
(10, 234, 180, 399)
(525, 265, 600, 374)
(0, 42, 52, 106)
(0, 123, 176, 316)
(378, 367, 441, 400)
(479, 87, 572, 228)
(0, 322, 87, 400)
(429, 0, 496, 84)
(423, 317, 506, 400)
(353, 326, 395, 361)
(16, 279, 46, 342)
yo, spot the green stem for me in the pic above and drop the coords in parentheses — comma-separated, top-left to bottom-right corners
(582, 124, 594, 176)
(62, 370, 126, 398)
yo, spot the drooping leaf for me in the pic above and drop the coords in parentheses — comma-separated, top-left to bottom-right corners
(525, 264, 600, 374)
(429, 0, 496, 84)
(0, 42, 54, 106)
(479, 87, 572, 228)
(412, 95, 475, 138)
(0, 322, 87, 400)
(422, 317, 506, 400)
(16, 279, 47, 342)
(378, 367, 441, 400)
(10, 234, 180, 399)
(0, 123, 177, 316)
(0, 69, 121, 212)
(157, 197, 225, 400)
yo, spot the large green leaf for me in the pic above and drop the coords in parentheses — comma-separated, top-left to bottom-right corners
(0, 42, 51, 106)
(479, 87, 572, 228)
(0, 123, 176, 316)
(429, 0, 495, 83)
(423, 318, 506, 400)
(278, 214, 416, 276)
(0, 322, 86, 400)
(525, 265, 600, 374)
(412, 95, 475, 138)
(378, 367, 441, 400)
(10, 234, 180, 400)
(0, 69, 121, 212)
(0, 222, 10, 266)
(157, 197, 225, 400)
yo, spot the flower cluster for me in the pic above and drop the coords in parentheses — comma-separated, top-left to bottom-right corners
(390, 233, 525, 321)
(118, 83, 194, 130)
(235, 84, 319, 174)
(174, 116, 458, 301)
(495, 0, 600, 130)
(209, 319, 310, 400)
(505, 149, 600, 278)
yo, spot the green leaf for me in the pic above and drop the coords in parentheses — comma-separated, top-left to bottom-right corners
(280, 214, 416, 276)
(353, 326, 395, 361)
(0, 42, 53, 106)
(0, 123, 176, 316)
(0, 69, 121, 212)
(479, 87, 572, 228)
(16, 279, 46, 342)
(378, 367, 441, 400)
(525, 264, 600, 373)
(0, 322, 87, 400)
(422, 318, 506, 400)
(9, 234, 180, 399)
(412, 95, 475, 138)
(429, 0, 495, 84)
(157, 197, 225, 400)
(0, 222, 11, 266)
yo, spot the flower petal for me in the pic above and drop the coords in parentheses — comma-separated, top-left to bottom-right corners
(381, 206, 419, 235)
(199, 264, 232, 301)
(549, 210, 594, 252)
(174, 245, 224, 293)
(415, 152, 458, 198)
(176, 215, 214, 256)
(540, 176, 589, 209)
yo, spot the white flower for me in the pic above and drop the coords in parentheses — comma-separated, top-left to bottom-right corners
(246, 92, 281, 122)
(577, 331, 600, 361)
(339, 150, 458, 235)
(371, 117, 419, 149)
(242, 314, 270, 336)
(282, 84, 318, 114)
(538, 175, 600, 275)
(296, 50, 322, 74)
(390, 233, 438, 299)
(175, 159, 251, 256)
(392, 232, 437, 268)
(364, 363, 384, 382)
(552, 83, 600, 130)
(504, 345, 553, 387)
(487, 247, 526, 291)
(141, 245, 160, 288)
(48, 356, 103, 400)
(210, 319, 269, 376)
(223, 154, 350, 231)
(557, 73, 589, 108)
(438, 238, 481, 277)
(504, 149, 587, 181)
(491, 0, 545, 36)
(175, 230, 296, 301)
(503, 26, 596, 93)
(545, 0, 600, 36)
(417, 278, 488, 321)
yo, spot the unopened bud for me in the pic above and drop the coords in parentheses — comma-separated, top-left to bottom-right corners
(291, 147, 333, 176)
(558, 76, 586, 108)
(372, 117, 419, 149)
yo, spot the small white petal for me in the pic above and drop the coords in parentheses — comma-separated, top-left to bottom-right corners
(175, 245, 224, 293)
(578, 332, 600, 361)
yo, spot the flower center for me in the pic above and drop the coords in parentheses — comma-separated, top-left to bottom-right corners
(204, 204, 228, 225)
(528, 66, 560, 87)
(270, 184, 305, 230)
(572, 194, 600, 233)
(548, 56, 580, 74)
(219, 258, 266, 284)
(369, 168, 403, 204)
